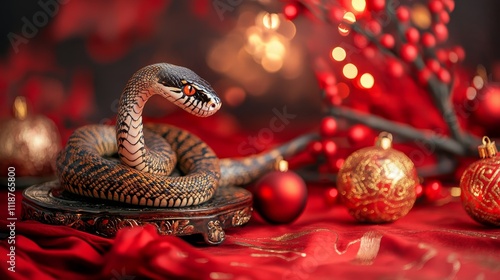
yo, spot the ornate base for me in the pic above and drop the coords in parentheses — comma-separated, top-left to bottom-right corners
(22, 181, 253, 245)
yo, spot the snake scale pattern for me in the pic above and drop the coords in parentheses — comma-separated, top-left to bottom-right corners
(56, 63, 313, 207)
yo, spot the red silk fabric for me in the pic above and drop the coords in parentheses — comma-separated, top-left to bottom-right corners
(1, 187, 500, 280)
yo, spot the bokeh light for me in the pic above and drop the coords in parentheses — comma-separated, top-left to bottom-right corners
(262, 12, 280, 30)
(331, 47, 347, 61)
(343, 63, 358, 79)
(360, 73, 375, 89)
(411, 4, 431, 29)
(352, 0, 366, 13)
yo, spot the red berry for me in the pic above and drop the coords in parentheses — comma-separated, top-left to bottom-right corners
(354, 33, 369, 48)
(453, 46, 465, 61)
(320, 117, 338, 137)
(324, 188, 339, 205)
(433, 23, 448, 42)
(317, 72, 335, 89)
(396, 6, 410, 22)
(426, 59, 441, 73)
(418, 68, 432, 85)
(387, 59, 404, 77)
(400, 44, 418, 62)
(443, 0, 455, 12)
(439, 11, 450, 23)
(424, 180, 442, 202)
(429, 0, 444, 13)
(380, 34, 395, 48)
(308, 140, 323, 156)
(421, 32, 436, 48)
(283, 2, 300, 21)
(405, 27, 420, 44)
(436, 49, 448, 63)
(328, 6, 344, 22)
(437, 68, 451, 83)
(348, 124, 371, 144)
(366, 20, 381, 36)
(367, 0, 386, 12)
(362, 45, 377, 58)
(324, 85, 338, 98)
(322, 139, 337, 157)
(415, 184, 424, 198)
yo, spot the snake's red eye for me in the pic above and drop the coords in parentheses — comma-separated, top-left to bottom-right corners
(182, 85, 196, 96)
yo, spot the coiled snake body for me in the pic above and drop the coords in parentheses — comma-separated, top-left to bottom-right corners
(56, 63, 311, 207)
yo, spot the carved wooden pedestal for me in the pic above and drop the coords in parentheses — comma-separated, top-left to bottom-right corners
(22, 181, 253, 245)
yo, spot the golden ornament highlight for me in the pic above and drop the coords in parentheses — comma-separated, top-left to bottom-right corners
(459, 136, 500, 226)
(0, 97, 61, 178)
(337, 132, 418, 223)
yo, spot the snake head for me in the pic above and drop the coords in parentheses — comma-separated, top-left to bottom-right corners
(156, 64, 222, 117)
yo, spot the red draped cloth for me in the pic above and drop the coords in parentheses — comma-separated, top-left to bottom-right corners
(1, 114, 500, 279)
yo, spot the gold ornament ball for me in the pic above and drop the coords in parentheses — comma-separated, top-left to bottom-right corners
(337, 132, 418, 223)
(459, 137, 500, 226)
(0, 97, 61, 177)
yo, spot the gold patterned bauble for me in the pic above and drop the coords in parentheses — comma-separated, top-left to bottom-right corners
(337, 132, 418, 223)
(0, 97, 61, 178)
(459, 136, 500, 227)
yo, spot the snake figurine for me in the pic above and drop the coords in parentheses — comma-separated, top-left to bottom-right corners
(56, 63, 313, 207)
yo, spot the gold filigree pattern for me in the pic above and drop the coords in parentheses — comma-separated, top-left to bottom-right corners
(460, 156, 500, 226)
(337, 145, 418, 223)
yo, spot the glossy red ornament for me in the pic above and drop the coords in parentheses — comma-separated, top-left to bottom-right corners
(401, 44, 418, 62)
(320, 116, 338, 138)
(253, 162, 308, 224)
(460, 137, 500, 226)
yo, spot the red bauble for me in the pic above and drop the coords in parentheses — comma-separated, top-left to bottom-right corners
(320, 116, 338, 137)
(253, 170, 308, 224)
(460, 137, 500, 226)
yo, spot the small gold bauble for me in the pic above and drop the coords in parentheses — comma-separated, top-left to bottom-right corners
(0, 97, 61, 177)
(337, 132, 418, 223)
